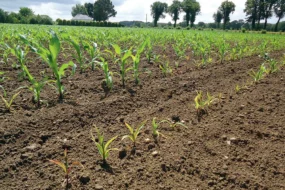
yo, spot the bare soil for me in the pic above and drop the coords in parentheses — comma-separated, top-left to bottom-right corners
(0, 50, 285, 190)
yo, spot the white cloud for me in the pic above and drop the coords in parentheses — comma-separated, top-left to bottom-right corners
(0, 0, 282, 23)
(29, 3, 72, 20)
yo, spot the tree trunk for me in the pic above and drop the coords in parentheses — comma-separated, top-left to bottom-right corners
(257, 16, 261, 30)
(186, 12, 190, 27)
(251, 2, 257, 30)
(275, 17, 281, 32)
(264, 17, 268, 29)
(154, 19, 158, 27)
(174, 20, 177, 28)
(191, 22, 194, 27)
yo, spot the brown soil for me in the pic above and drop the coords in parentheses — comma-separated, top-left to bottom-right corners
(1, 50, 285, 190)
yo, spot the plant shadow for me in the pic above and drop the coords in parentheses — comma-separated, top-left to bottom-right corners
(100, 162, 115, 174)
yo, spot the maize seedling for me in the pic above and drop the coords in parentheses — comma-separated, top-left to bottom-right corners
(90, 126, 118, 164)
(0, 88, 21, 112)
(49, 149, 83, 190)
(122, 121, 146, 148)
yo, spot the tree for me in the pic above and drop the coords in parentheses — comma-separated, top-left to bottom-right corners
(263, 0, 277, 29)
(93, 0, 117, 22)
(213, 11, 223, 28)
(182, 0, 201, 27)
(218, 0, 236, 30)
(274, 0, 285, 31)
(6, 12, 20, 23)
(0, 8, 7, 23)
(168, 0, 182, 27)
(71, 4, 87, 17)
(38, 15, 53, 25)
(198, 21, 206, 27)
(244, 0, 260, 30)
(85, 3, 94, 18)
(255, 0, 265, 30)
(19, 7, 34, 18)
(151, 1, 168, 27)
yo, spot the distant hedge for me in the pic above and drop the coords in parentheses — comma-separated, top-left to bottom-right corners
(56, 19, 123, 27)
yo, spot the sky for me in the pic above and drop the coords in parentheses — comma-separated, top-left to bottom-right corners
(0, 0, 281, 24)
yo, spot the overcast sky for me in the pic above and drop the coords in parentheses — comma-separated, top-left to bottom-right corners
(0, 0, 281, 23)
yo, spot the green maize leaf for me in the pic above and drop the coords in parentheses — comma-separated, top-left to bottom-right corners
(112, 44, 121, 55)
(58, 61, 74, 77)
(134, 124, 145, 139)
(105, 148, 119, 158)
(125, 123, 134, 134)
(122, 50, 132, 61)
(49, 31, 60, 63)
(95, 142, 104, 157)
(22, 65, 35, 84)
(137, 39, 148, 55)
(69, 38, 81, 58)
(9, 91, 21, 106)
(122, 135, 133, 142)
(104, 136, 118, 152)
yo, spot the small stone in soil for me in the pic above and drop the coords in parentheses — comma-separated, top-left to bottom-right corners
(152, 151, 159, 157)
(144, 138, 151, 144)
(108, 178, 114, 185)
(95, 184, 103, 190)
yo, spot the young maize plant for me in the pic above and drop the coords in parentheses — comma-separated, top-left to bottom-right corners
(145, 39, 153, 64)
(198, 45, 212, 67)
(151, 118, 166, 141)
(84, 42, 99, 71)
(49, 149, 83, 190)
(90, 126, 118, 164)
(0, 71, 8, 83)
(0, 85, 6, 97)
(152, 54, 161, 64)
(67, 38, 86, 73)
(235, 84, 241, 93)
(0, 50, 10, 65)
(268, 59, 279, 73)
(159, 61, 172, 77)
(194, 91, 215, 120)
(112, 44, 132, 88)
(259, 41, 268, 57)
(131, 39, 148, 85)
(249, 64, 268, 82)
(238, 45, 247, 61)
(230, 46, 238, 61)
(173, 44, 186, 60)
(22, 65, 52, 107)
(20, 31, 75, 101)
(218, 40, 229, 64)
(122, 121, 146, 147)
(0, 88, 21, 112)
(7, 44, 27, 79)
(98, 58, 113, 94)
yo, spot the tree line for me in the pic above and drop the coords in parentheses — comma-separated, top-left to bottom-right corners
(0, 7, 53, 25)
(0, 0, 284, 31)
(152, 0, 284, 31)
(56, 18, 122, 27)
